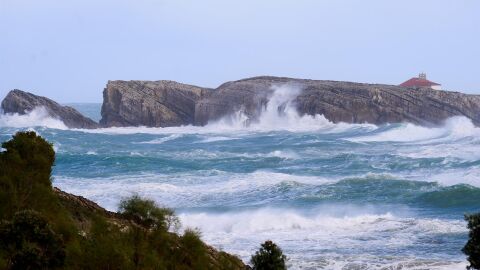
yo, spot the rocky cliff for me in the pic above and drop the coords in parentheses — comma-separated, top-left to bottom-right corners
(100, 80, 211, 127)
(1, 89, 99, 129)
(102, 76, 480, 127)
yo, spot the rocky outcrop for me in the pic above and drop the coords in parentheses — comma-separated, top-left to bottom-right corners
(1, 89, 99, 129)
(102, 76, 480, 127)
(100, 80, 211, 127)
(295, 79, 480, 126)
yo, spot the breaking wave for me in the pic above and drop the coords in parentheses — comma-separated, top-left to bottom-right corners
(349, 116, 480, 143)
(0, 107, 67, 129)
(179, 208, 465, 236)
(178, 208, 466, 269)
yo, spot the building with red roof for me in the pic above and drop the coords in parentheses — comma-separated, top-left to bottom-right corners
(399, 73, 441, 90)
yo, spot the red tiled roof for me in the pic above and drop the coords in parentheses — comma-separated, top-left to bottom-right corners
(400, 78, 440, 88)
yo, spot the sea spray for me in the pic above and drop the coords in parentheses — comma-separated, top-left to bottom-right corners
(0, 107, 67, 129)
(206, 84, 376, 133)
(349, 116, 480, 143)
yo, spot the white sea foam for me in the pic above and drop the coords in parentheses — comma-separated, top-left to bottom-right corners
(137, 134, 183, 144)
(196, 136, 240, 143)
(267, 150, 299, 159)
(300, 257, 467, 270)
(179, 208, 465, 236)
(53, 171, 334, 211)
(350, 116, 480, 143)
(0, 107, 67, 129)
(425, 167, 480, 187)
(178, 208, 466, 269)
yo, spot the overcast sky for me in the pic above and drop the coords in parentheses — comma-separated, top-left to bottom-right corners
(1, 0, 479, 102)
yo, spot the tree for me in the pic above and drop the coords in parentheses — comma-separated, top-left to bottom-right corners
(464, 213, 480, 269)
(251, 240, 287, 270)
(0, 210, 65, 270)
(0, 131, 55, 217)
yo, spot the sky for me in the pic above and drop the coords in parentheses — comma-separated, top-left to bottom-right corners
(0, 0, 479, 102)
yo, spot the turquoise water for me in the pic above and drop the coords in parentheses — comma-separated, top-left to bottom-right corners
(1, 99, 479, 269)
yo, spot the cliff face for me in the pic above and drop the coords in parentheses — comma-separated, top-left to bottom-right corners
(102, 76, 480, 127)
(100, 80, 211, 127)
(295, 79, 480, 126)
(1, 89, 99, 129)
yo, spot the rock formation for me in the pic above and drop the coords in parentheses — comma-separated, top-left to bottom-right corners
(100, 80, 210, 127)
(101, 76, 480, 127)
(1, 89, 99, 129)
(4, 77, 479, 129)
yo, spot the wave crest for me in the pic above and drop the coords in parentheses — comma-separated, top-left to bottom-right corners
(350, 116, 479, 143)
(0, 107, 67, 129)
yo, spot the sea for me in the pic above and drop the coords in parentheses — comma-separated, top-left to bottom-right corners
(1, 87, 479, 269)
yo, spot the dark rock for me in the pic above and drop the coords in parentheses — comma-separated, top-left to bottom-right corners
(101, 76, 480, 127)
(1, 89, 99, 129)
(100, 80, 211, 127)
(196, 76, 480, 126)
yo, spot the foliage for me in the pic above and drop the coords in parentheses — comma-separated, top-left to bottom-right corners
(464, 213, 480, 270)
(251, 240, 287, 270)
(119, 194, 179, 232)
(0, 210, 65, 270)
(179, 228, 208, 269)
(0, 131, 55, 218)
(76, 217, 133, 270)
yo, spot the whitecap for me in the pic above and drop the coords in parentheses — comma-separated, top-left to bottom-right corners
(0, 107, 67, 129)
(178, 207, 466, 269)
(349, 116, 480, 143)
(137, 134, 183, 144)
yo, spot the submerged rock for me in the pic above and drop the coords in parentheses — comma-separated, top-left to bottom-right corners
(102, 76, 480, 127)
(1, 89, 99, 129)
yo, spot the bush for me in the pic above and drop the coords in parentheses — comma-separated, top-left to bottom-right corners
(180, 228, 208, 269)
(251, 240, 287, 270)
(0, 210, 65, 270)
(119, 195, 178, 231)
(0, 131, 55, 218)
(77, 218, 133, 270)
(464, 213, 480, 269)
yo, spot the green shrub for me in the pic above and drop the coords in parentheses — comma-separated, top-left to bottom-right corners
(464, 213, 480, 270)
(251, 240, 287, 270)
(119, 194, 178, 231)
(0, 131, 55, 218)
(76, 217, 133, 270)
(0, 210, 66, 270)
(180, 228, 208, 269)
